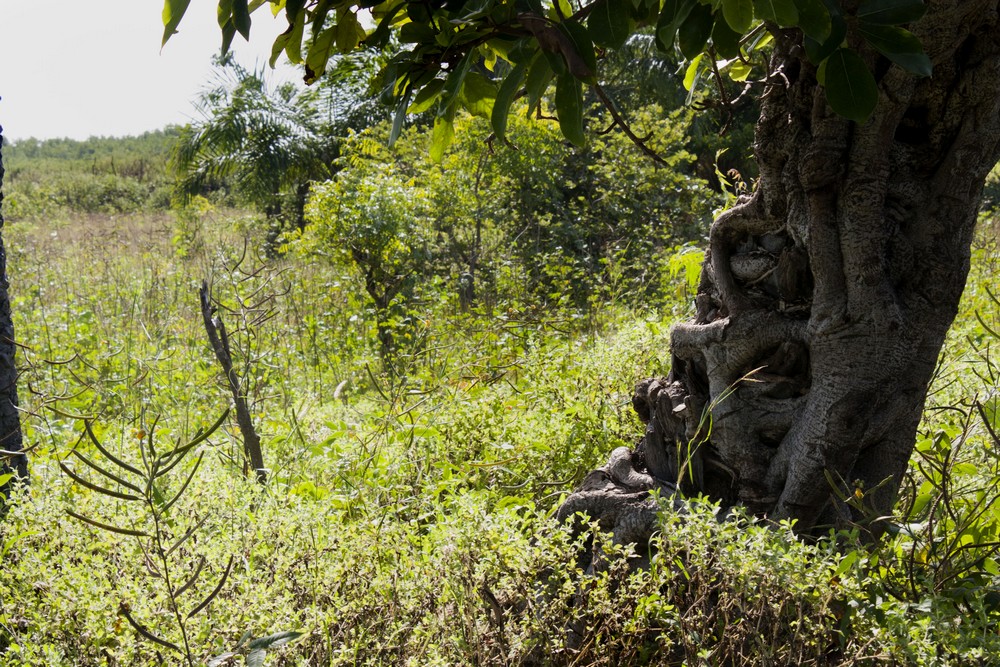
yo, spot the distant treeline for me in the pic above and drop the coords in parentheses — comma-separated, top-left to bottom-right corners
(1, 129, 183, 218)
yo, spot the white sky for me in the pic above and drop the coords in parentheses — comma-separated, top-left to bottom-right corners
(0, 1, 299, 141)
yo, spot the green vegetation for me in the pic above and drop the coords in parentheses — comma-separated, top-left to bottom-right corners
(2, 130, 179, 219)
(1, 113, 999, 663)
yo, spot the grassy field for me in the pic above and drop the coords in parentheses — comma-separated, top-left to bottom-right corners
(0, 207, 999, 665)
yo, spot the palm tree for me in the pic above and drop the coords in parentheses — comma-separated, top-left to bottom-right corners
(172, 53, 386, 235)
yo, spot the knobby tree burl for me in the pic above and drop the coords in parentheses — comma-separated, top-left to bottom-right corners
(169, 0, 1000, 541)
(564, 1, 1000, 546)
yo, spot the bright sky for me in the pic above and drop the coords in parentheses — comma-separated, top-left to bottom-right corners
(0, 1, 298, 141)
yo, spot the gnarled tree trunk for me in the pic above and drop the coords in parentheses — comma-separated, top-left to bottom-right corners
(560, 1, 1000, 550)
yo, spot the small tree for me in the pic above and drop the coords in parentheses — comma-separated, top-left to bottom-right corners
(304, 155, 431, 358)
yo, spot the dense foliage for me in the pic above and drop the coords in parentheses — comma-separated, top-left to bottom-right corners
(0, 192, 997, 664)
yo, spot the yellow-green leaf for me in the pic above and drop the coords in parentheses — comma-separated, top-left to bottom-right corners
(162, 0, 193, 46)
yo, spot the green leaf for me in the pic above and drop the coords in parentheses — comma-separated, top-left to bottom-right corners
(162, 0, 193, 46)
(305, 26, 337, 78)
(439, 52, 473, 115)
(247, 648, 266, 667)
(283, 10, 306, 63)
(752, 0, 797, 25)
(711, 11, 742, 59)
(461, 73, 498, 118)
(390, 92, 410, 145)
(655, 0, 696, 52)
(217, 0, 233, 28)
(430, 106, 457, 162)
(588, 0, 632, 49)
(492, 60, 527, 139)
(803, 2, 845, 63)
(555, 72, 586, 146)
(792, 0, 830, 42)
(524, 53, 554, 115)
(857, 0, 926, 25)
(683, 52, 704, 90)
(336, 11, 365, 52)
(232, 0, 251, 39)
(408, 79, 445, 115)
(833, 549, 859, 578)
(559, 20, 598, 82)
(721, 0, 753, 32)
(858, 24, 931, 76)
(678, 3, 714, 59)
(823, 48, 878, 122)
(248, 631, 303, 649)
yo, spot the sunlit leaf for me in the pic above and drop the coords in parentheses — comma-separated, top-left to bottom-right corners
(430, 107, 457, 162)
(461, 73, 498, 118)
(162, 0, 193, 47)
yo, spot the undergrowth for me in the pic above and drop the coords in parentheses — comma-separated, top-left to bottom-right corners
(0, 212, 999, 665)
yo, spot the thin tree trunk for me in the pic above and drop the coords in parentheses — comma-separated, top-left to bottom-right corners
(559, 1, 1000, 551)
(0, 122, 27, 497)
(199, 282, 266, 483)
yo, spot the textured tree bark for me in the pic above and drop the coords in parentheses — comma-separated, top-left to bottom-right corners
(0, 122, 27, 498)
(560, 1, 1000, 551)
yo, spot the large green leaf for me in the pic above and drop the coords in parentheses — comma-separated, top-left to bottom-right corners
(721, 0, 754, 32)
(524, 53, 555, 115)
(233, 0, 251, 40)
(678, 3, 714, 60)
(823, 48, 878, 123)
(461, 73, 498, 118)
(162, 0, 193, 46)
(555, 72, 586, 146)
(858, 24, 931, 76)
(430, 104, 457, 162)
(408, 79, 446, 114)
(438, 52, 473, 115)
(711, 12, 742, 59)
(857, 0, 926, 25)
(559, 20, 598, 82)
(655, 0, 696, 52)
(752, 0, 797, 25)
(492, 60, 528, 139)
(803, 0, 844, 63)
(305, 26, 337, 77)
(792, 0, 830, 42)
(588, 0, 632, 49)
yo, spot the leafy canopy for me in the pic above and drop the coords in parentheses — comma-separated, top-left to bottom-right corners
(163, 0, 929, 152)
